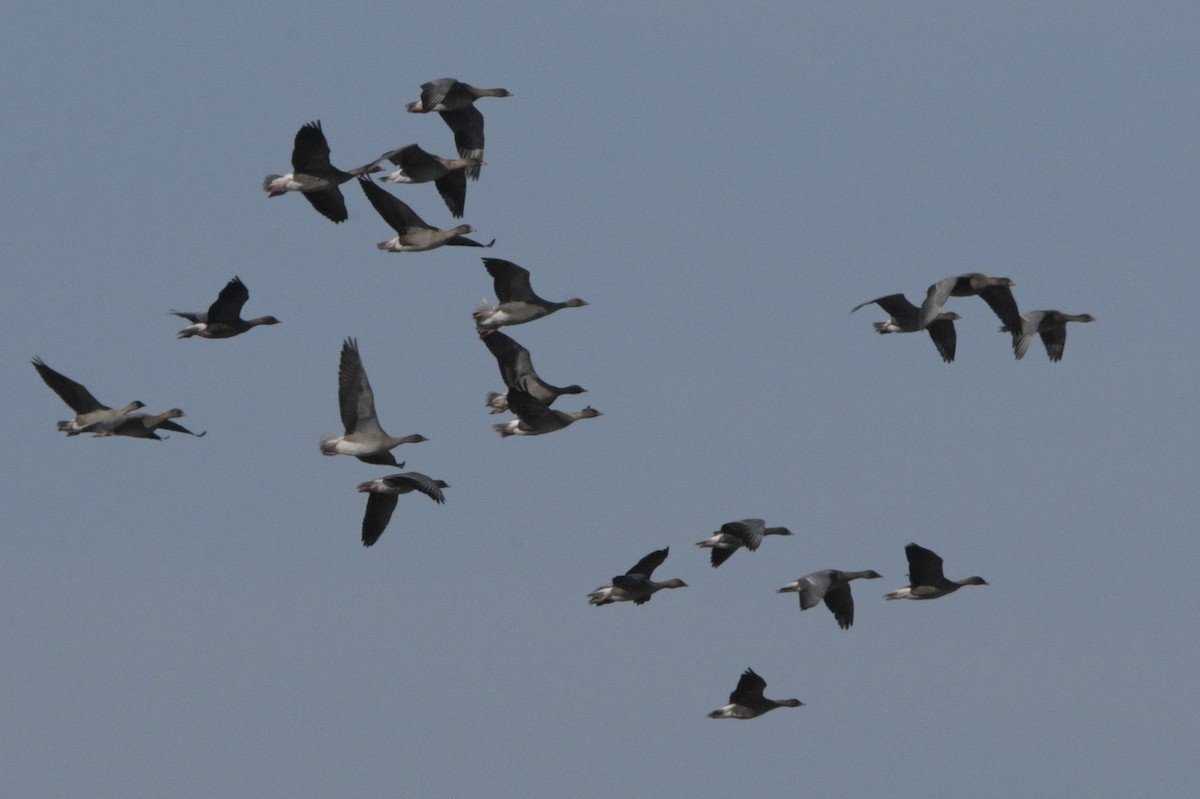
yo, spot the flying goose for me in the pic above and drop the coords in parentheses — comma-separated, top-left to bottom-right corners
(104, 408, 206, 440)
(405, 79, 512, 180)
(359, 177, 493, 252)
(587, 547, 687, 606)
(492, 386, 601, 437)
(263, 120, 390, 223)
(320, 338, 427, 465)
(473, 258, 587, 330)
(851, 293, 961, 363)
(708, 668, 803, 720)
(777, 570, 882, 629)
(1001, 310, 1095, 361)
(32, 357, 145, 435)
(696, 519, 793, 568)
(919, 273, 1021, 333)
(356, 471, 449, 547)
(172, 276, 280, 339)
(885, 543, 988, 600)
(379, 144, 482, 218)
(478, 329, 585, 414)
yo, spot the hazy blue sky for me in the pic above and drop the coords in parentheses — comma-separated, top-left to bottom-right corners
(4, 3, 1198, 797)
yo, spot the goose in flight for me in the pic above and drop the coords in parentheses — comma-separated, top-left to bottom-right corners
(359, 177, 493, 252)
(587, 547, 686, 606)
(320, 338, 427, 465)
(708, 669, 803, 719)
(696, 519, 793, 568)
(851, 293, 960, 363)
(356, 471, 449, 547)
(473, 258, 587, 330)
(380, 143, 482, 218)
(263, 120, 391, 223)
(1001, 310, 1095, 361)
(32, 357, 145, 435)
(777, 569, 882, 629)
(884, 543, 988, 600)
(172, 276, 280, 339)
(478, 329, 585, 415)
(492, 386, 600, 437)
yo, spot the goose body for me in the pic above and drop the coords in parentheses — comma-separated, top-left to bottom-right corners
(696, 519, 793, 568)
(777, 569, 882, 629)
(173, 276, 280, 339)
(479, 329, 585, 414)
(708, 668, 802, 720)
(356, 472, 449, 547)
(104, 408, 206, 440)
(885, 543, 988, 600)
(263, 120, 390, 223)
(1002, 310, 1095, 361)
(380, 144, 482, 218)
(588, 548, 686, 606)
(32, 357, 145, 435)
(473, 258, 587, 330)
(320, 338, 427, 465)
(492, 387, 600, 437)
(851, 293, 960, 362)
(359, 177, 492, 252)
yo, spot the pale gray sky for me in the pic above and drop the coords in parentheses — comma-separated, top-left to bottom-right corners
(4, 3, 1198, 797)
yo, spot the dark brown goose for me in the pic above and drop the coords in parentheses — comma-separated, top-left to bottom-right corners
(885, 543, 988, 600)
(263, 120, 390, 223)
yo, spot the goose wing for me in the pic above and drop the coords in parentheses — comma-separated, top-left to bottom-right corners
(626, 547, 669, 578)
(438, 105, 485, 179)
(729, 668, 767, 704)
(337, 338, 382, 436)
(292, 121, 334, 173)
(359, 177, 431, 233)
(905, 543, 947, 586)
(32, 358, 106, 414)
(206, 276, 250, 325)
(362, 493, 398, 547)
(483, 258, 537, 303)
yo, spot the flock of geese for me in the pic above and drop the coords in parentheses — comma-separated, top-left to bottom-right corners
(586, 523, 988, 718)
(853, 272, 1095, 363)
(31, 77, 1077, 721)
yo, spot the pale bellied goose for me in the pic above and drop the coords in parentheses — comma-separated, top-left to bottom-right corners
(708, 668, 802, 720)
(473, 258, 587, 330)
(380, 144, 482, 218)
(359, 177, 493, 252)
(884, 543, 988, 600)
(696, 519, 793, 568)
(777, 570, 882, 629)
(356, 471, 449, 547)
(479, 329, 585, 414)
(172, 276, 280, 339)
(105, 408, 206, 440)
(1001, 310, 1095, 361)
(919, 273, 1021, 332)
(320, 338, 427, 465)
(405, 79, 512, 180)
(588, 547, 686, 606)
(851, 294, 960, 363)
(32, 357, 145, 435)
(492, 386, 601, 437)
(263, 121, 390, 223)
